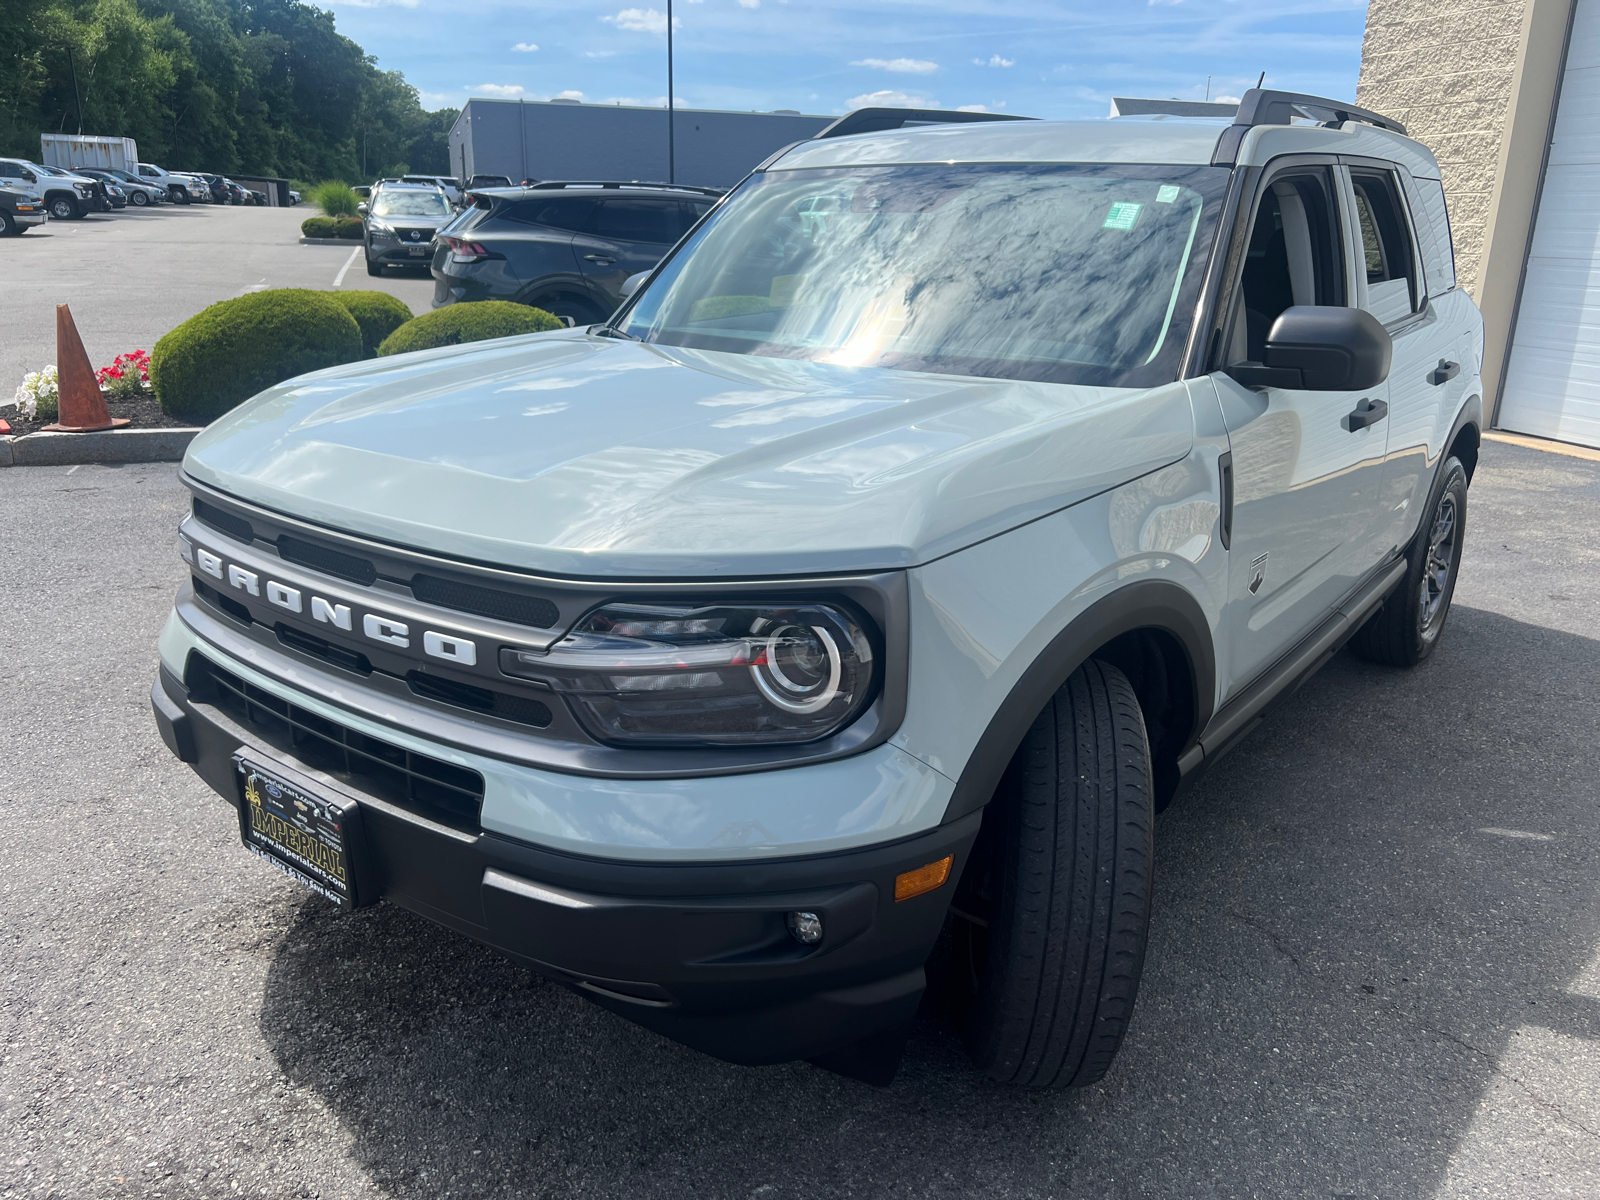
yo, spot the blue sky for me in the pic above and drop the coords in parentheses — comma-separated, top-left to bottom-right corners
(325, 0, 1369, 119)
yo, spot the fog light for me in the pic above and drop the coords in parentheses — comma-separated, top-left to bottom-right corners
(786, 911, 823, 945)
(894, 855, 953, 902)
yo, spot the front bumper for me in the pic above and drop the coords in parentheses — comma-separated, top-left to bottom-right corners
(151, 660, 978, 1068)
(369, 237, 437, 265)
(13, 211, 45, 227)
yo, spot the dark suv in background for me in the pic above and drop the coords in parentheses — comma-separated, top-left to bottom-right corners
(361, 181, 455, 276)
(431, 181, 719, 324)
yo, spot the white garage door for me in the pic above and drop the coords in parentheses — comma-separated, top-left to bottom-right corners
(1499, 0, 1600, 448)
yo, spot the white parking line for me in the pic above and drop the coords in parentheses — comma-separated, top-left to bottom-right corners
(333, 247, 361, 289)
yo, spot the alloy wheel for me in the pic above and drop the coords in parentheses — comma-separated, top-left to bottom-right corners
(1418, 493, 1458, 635)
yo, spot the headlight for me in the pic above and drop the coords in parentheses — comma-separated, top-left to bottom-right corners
(76, 183, 93, 195)
(367, 219, 393, 235)
(501, 601, 876, 745)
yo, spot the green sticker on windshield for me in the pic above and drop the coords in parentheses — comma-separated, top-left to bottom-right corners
(1103, 201, 1143, 231)
(1156, 184, 1182, 204)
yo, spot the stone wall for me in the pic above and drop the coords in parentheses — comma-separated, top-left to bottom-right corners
(1357, 0, 1527, 295)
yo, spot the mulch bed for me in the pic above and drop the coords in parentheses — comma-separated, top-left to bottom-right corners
(2, 391, 192, 438)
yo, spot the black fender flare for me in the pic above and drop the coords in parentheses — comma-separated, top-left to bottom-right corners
(943, 579, 1216, 821)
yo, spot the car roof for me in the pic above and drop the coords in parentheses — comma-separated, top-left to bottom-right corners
(769, 113, 1441, 181)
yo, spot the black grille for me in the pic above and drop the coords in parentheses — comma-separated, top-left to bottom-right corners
(276, 622, 373, 676)
(277, 535, 378, 586)
(187, 655, 484, 832)
(193, 498, 254, 544)
(411, 574, 559, 628)
(194, 576, 252, 625)
(406, 671, 553, 728)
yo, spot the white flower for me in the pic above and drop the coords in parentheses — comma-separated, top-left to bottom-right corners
(10, 365, 58, 420)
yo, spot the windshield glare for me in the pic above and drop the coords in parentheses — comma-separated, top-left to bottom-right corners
(373, 191, 450, 217)
(620, 163, 1227, 387)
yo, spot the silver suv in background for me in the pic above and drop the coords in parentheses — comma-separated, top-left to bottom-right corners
(134, 163, 207, 204)
(154, 90, 1482, 1089)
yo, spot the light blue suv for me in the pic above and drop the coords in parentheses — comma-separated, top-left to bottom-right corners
(153, 90, 1483, 1088)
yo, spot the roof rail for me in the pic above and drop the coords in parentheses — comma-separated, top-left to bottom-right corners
(1212, 87, 1406, 164)
(813, 107, 1034, 140)
(521, 179, 726, 196)
(1110, 97, 1238, 119)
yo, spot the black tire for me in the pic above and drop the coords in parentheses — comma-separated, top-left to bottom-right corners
(48, 195, 78, 221)
(966, 658, 1154, 1088)
(173, 188, 190, 205)
(130, 190, 149, 207)
(1349, 455, 1467, 668)
(0, 211, 16, 236)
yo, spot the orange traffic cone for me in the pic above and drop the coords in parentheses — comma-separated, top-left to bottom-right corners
(42, 303, 130, 433)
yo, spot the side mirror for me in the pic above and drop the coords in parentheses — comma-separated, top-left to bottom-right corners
(1226, 305, 1392, 391)
(620, 271, 649, 300)
(356, 201, 369, 216)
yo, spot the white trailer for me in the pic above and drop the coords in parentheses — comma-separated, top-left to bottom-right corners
(40, 133, 139, 174)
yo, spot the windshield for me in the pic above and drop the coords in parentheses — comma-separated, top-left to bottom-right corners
(372, 191, 450, 217)
(618, 163, 1227, 387)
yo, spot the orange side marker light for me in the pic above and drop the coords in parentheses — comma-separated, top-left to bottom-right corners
(894, 855, 953, 902)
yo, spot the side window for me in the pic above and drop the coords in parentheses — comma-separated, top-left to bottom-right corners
(593, 198, 682, 245)
(1406, 175, 1456, 297)
(1229, 170, 1345, 364)
(0, 162, 21, 179)
(497, 196, 597, 233)
(678, 200, 713, 237)
(1350, 171, 1420, 324)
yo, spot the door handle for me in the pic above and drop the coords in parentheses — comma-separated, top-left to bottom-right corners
(584, 254, 616, 265)
(1429, 359, 1460, 386)
(1346, 398, 1389, 432)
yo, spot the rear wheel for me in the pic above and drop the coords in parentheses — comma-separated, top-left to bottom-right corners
(533, 294, 605, 326)
(963, 659, 1155, 1088)
(1349, 456, 1467, 668)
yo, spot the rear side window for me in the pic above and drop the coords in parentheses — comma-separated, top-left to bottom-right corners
(1351, 171, 1420, 324)
(594, 198, 683, 244)
(1406, 175, 1457, 296)
(493, 196, 597, 234)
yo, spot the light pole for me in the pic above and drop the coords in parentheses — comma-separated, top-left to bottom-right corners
(666, 0, 675, 183)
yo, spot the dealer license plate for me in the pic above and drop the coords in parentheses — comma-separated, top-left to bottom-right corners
(408, 245, 428, 256)
(237, 759, 360, 909)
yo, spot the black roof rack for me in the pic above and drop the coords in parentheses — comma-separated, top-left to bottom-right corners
(1212, 87, 1406, 164)
(521, 179, 726, 197)
(813, 107, 1034, 140)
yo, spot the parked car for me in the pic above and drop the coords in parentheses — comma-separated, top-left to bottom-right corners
(352, 185, 371, 200)
(360, 181, 454, 275)
(395, 173, 461, 204)
(465, 173, 514, 190)
(134, 163, 206, 204)
(430, 181, 717, 324)
(0, 158, 103, 219)
(247, 188, 267, 207)
(0, 185, 47, 235)
(78, 167, 165, 207)
(154, 89, 1483, 1089)
(289, 189, 303, 205)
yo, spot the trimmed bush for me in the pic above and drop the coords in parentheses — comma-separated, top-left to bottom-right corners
(332, 290, 415, 358)
(151, 289, 363, 424)
(301, 215, 363, 239)
(377, 301, 564, 357)
(310, 180, 360, 217)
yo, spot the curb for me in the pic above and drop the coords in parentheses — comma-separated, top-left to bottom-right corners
(0, 427, 202, 467)
(299, 236, 363, 246)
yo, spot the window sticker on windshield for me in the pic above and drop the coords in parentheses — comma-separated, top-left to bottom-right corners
(1103, 201, 1143, 231)
(1156, 185, 1182, 204)
(769, 274, 805, 308)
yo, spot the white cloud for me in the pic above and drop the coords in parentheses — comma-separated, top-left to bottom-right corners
(417, 91, 457, 106)
(602, 7, 679, 33)
(956, 104, 988, 112)
(851, 57, 937, 74)
(1216, 94, 1241, 104)
(511, 42, 538, 52)
(555, 89, 586, 100)
(469, 83, 525, 97)
(736, 0, 759, 7)
(846, 89, 936, 109)
(584, 50, 617, 58)
(974, 54, 1014, 68)
(602, 95, 670, 107)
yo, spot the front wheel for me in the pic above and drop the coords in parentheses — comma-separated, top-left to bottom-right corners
(0, 212, 17, 236)
(130, 190, 149, 207)
(48, 196, 78, 221)
(1350, 456, 1468, 667)
(964, 659, 1155, 1088)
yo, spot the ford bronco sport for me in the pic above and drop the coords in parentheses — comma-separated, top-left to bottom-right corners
(153, 90, 1483, 1087)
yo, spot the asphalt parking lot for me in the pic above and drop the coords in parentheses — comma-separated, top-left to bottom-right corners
(0, 204, 434, 395)
(1, 438, 1598, 1199)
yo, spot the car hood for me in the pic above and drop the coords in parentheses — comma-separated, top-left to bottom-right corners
(184, 332, 1196, 578)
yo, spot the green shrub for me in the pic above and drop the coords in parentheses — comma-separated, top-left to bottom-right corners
(301, 215, 363, 239)
(332, 290, 414, 358)
(377, 301, 564, 357)
(310, 180, 360, 217)
(151, 289, 363, 424)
